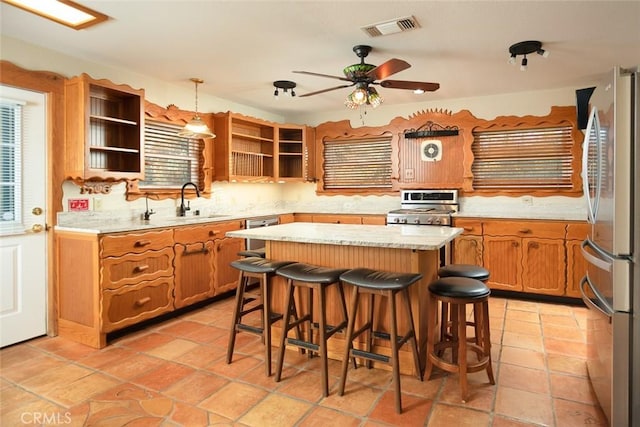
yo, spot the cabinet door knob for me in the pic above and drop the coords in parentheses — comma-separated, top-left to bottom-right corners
(135, 240, 151, 247)
(135, 297, 151, 307)
(464, 227, 473, 231)
(530, 242, 540, 249)
(134, 265, 149, 273)
(519, 229, 532, 234)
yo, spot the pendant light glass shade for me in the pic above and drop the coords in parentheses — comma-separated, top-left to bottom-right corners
(178, 78, 215, 139)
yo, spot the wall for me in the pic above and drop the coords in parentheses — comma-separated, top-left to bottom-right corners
(2, 35, 588, 220)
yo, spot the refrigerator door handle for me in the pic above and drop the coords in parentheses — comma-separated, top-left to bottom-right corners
(579, 274, 614, 317)
(581, 238, 613, 272)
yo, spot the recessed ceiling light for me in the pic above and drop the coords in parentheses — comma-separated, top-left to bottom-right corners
(2, 0, 108, 30)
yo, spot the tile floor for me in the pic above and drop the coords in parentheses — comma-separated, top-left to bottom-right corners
(1, 296, 608, 426)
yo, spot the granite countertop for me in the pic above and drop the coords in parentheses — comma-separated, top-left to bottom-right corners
(53, 212, 279, 234)
(227, 222, 463, 250)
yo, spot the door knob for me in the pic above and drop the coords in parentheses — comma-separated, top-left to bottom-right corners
(32, 207, 43, 215)
(27, 224, 44, 233)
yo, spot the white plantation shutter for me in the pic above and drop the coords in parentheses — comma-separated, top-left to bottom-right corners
(323, 136, 392, 190)
(472, 126, 574, 189)
(140, 120, 203, 188)
(0, 99, 23, 224)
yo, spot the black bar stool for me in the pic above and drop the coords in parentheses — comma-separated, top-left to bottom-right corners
(437, 264, 490, 347)
(237, 247, 266, 258)
(425, 276, 495, 403)
(338, 268, 423, 414)
(274, 262, 349, 397)
(227, 257, 294, 376)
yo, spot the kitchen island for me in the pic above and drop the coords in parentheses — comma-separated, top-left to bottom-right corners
(227, 222, 463, 374)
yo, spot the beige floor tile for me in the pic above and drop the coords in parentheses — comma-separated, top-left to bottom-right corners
(238, 393, 312, 427)
(199, 382, 268, 419)
(505, 309, 540, 324)
(546, 353, 588, 377)
(502, 332, 544, 352)
(549, 373, 598, 405)
(498, 364, 549, 394)
(553, 398, 608, 426)
(500, 346, 546, 370)
(503, 319, 542, 336)
(162, 370, 228, 404)
(427, 403, 490, 427)
(145, 338, 201, 360)
(494, 386, 554, 425)
(298, 406, 362, 427)
(367, 390, 432, 426)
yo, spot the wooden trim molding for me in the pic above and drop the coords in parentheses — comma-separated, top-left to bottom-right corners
(313, 106, 582, 197)
(0, 60, 66, 337)
(125, 101, 214, 201)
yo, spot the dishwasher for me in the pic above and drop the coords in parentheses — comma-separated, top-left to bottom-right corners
(244, 216, 280, 253)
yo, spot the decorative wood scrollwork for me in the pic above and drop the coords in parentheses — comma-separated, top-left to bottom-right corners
(79, 181, 114, 194)
(404, 121, 460, 138)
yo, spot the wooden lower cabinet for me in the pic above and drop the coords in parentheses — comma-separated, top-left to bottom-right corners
(480, 220, 567, 296)
(213, 236, 244, 294)
(451, 218, 483, 265)
(102, 276, 174, 333)
(173, 240, 215, 308)
(57, 229, 175, 348)
(173, 220, 245, 308)
(57, 219, 245, 348)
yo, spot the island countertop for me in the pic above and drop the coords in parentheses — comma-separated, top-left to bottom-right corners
(227, 222, 463, 250)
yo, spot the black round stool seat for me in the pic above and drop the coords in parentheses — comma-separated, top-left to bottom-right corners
(237, 247, 266, 258)
(230, 257, 294, 274)
(276, 262, 348, 284)
(340, 268, 422, 290)
(429, 277, 490, 299)
(438, 264, 490, 282)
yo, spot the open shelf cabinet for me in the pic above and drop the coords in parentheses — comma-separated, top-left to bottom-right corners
(65, 74, 144, 181)
(214, 112, 307, 182)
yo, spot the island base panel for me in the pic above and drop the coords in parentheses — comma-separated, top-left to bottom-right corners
(266, 241, 439, 375)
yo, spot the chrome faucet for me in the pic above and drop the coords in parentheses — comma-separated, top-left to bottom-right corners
(178, 182, 200, 216)
(143, 194, 156, 221)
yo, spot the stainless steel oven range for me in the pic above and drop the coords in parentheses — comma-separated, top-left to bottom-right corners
(386, 189, 458, 265)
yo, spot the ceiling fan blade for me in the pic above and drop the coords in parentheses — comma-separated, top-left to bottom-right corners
(298, 83, 355, 97)
(366, 58, 411, 81)
(379, 79, 440, 92)
(293, 71, 352, 82)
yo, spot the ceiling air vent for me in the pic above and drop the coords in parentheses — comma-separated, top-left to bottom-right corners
(361, 16, 420, 37)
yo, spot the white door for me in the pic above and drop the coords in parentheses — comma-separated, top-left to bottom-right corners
(0, 85, 47, 347)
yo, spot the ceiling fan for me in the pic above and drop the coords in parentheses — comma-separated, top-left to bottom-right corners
(294, 45, 439, 108)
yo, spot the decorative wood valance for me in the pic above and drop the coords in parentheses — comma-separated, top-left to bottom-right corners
(313, 106, 582, 197)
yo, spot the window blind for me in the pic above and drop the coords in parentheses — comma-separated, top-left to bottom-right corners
(140, 120, 203, 188)
(472, 126, 574, 189)
(323, 136, 392, 190)
(0, 100, 22, 223)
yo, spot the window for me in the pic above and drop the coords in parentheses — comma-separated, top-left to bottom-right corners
(0, 99, 22, 224)
(471, 126, 574, 190)
(322, 136, 392, 191)
(140, 120, 203, 189)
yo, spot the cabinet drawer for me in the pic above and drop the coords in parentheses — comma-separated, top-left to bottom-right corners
(101, 229, 173, 257)
(102, 247, 174, 290)
(312, 214, 362, 224)
(452, 218, 482, 235)
(102, 277, 174, 333)
(566, 222, 590, 240)
(484, 220, 565, 239)
(174, 220, 244, 244)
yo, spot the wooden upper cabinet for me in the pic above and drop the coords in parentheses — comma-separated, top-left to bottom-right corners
(64, 73, 144, 181)
(213, 111, 307, 182)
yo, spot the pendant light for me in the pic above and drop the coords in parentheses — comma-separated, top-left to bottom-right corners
(178, 78, 215, 139)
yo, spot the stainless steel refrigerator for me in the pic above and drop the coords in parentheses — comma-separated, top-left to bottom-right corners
(580, 66, 638, 427)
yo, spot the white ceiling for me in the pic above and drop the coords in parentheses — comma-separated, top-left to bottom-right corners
(1, 1, 639, 116)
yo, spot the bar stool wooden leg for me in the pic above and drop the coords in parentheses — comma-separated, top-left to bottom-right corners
(275, 278, 295, 383)
(388, 289, 402, 413)
(339, 286, 360, 395)
(226, 270, 248, 365)
(457, 303, 469, 402)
